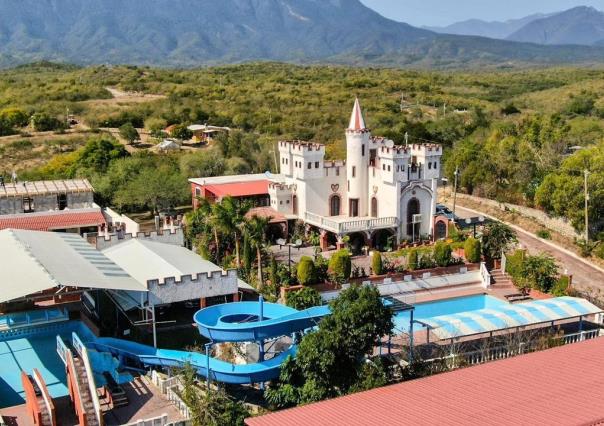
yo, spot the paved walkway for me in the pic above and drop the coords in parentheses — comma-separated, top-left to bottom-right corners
(452, 205, 604, 294)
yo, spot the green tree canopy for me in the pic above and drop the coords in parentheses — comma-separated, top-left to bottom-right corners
(266, 285, 393, 407)
(296, 256, 316, 286)
(119, 122, 140, 144)
(481, 222, 517, 259)
(328, 249, 352, 284)
(286, 287, 322, 310)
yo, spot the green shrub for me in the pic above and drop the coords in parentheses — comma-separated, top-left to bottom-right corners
(328, 249, 352, 283)
(595, 243, 604, 260)
(551, 275, 570, 297)
(536, 229, 551, 240)
(371, 251, 383, 275)
(407, 249, 419, 271)
(286, 287, 322, 310)
(296, 256, 316, 285)
(464, 237, 481, 263)
(433, 241, 452, 267)
(505, 250, 525, 280)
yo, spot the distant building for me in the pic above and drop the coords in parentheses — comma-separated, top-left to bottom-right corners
(190, 99, 447, 250)
(0, 179, 106, 234)
(157, 138, 181, 152)
(187, 124, 231, 143)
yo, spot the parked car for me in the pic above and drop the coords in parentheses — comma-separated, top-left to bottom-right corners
(436, 204, 457, 220)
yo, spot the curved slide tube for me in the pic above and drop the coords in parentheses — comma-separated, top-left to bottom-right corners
(86, 302, 330, 384)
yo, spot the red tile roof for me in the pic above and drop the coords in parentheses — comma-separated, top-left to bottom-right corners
(245, 207, 286, 223)
(246, 338, 604, 426)
(203, 180, 269, 198)
(0, 209, 106, 231)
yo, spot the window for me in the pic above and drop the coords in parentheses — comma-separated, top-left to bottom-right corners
(308, 162, 312, 169)
(23, 197, 34, 213)
(280, 200, 283, 205)
(349, 199, 359, 217)
(336, 168, 340, 176)
(347, 180, 350, 191)
(286, 200, 290, 204)
(387, 165, 391, 171)
(362, 144, 365, 156)
(292, 195, 298, 215)
(382, 164, 385, 170)
(330, 195, 341, 216)
(428, 162, 432, 169)
(195, 187, 201, 197)
(371, 197, 378, 217)
(315, 161, 319, 168)
(57, 193, 68, 210)
(352, 166, 356, 178)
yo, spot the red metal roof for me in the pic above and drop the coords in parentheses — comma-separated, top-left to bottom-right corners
(0, 209, 106, 231)
(246, 338, 604, 426)
(203, 180, 269, 198)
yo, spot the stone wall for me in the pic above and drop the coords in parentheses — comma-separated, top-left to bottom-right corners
(90, 227, 185, 250)
(455, 193, 581, 239)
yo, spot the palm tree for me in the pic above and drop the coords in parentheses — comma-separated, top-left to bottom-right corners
(212, 196, 250, 267)
(186, 198, 218, 262)
(244, 215, 270, 289)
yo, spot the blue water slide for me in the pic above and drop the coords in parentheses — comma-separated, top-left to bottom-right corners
(194, 302, 330, 342)
(85, 301, 330, 384)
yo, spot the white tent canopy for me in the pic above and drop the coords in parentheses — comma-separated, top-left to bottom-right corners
(0, 229, 147, 303)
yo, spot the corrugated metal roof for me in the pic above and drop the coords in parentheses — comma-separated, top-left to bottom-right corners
(246, 338, 604, 426)
(0, 179, 94, 198)
(0, 229, 146, 303)
(0, 209, 105, 231)
(203, 181, 269, 198)
(422, 297, 602, 340)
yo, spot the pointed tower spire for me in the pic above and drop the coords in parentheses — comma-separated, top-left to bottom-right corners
(348, 97, 366, 131)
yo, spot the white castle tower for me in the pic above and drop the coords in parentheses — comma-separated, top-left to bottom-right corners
(345, 98, 370, 217)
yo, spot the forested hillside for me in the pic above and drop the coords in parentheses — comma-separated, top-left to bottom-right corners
(1, 62, 603, 237)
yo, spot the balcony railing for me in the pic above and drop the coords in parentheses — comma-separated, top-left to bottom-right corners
(305, 212, 398, 234)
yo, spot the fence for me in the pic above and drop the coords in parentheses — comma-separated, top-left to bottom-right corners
(422, 329, 602, 369)
(149, 371, 191, 421)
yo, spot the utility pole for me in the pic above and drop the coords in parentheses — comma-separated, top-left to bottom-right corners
(584, 169, 590, 242)
(452, 166, 459, 217)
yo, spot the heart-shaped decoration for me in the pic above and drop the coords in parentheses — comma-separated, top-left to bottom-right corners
(373, 186, 378, 194)
(331, 184, 339, 193)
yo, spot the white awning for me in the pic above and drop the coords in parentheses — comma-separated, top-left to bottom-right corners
(0, 229, 147, 303)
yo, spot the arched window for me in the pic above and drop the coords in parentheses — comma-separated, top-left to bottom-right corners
(371, 197, 378, 217)
(330, 195, 341, 216)
(292, 195, 298, 215)
(406, 198, 420, 237)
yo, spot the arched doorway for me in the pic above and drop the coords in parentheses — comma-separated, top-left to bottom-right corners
(406, 198, 420, 238)
(371, 229, 395, 251)
(435, 220, 447, 240)
(292, 195, 298, 215)
(347, 232, 367, 255)
(371, 197, 378, 217)
(330, 195, 341, 216)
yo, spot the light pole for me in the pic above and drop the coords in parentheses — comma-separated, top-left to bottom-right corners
(452, 166, 459, 217)
(584, 169, 590, 242)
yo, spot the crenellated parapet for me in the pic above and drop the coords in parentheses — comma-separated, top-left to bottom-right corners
(90, 227, 185, 250)
(147, 269, 238, 304)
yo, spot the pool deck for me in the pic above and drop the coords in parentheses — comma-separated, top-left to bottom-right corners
(0, 376, 185, 426)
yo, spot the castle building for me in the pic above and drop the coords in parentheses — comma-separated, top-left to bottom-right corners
(190, 99, 445, 251)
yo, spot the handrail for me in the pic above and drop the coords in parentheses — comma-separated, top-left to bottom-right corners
(72, 332, 103, 426)
(66, 350, 87, 426)
(304, 212, 398, 234)
(33, 368, 56, 426)
(56, 335, 69, 366)
(480, 262, 491, 288)
(20, 371, 42, 426)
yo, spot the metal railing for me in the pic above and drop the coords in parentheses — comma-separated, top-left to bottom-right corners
(304, 212, 397, 234)
(72, 332, 103, 426)
(421, 329, 602, 368)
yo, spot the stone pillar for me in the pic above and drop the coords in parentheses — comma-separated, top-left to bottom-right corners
(232, 292, 239, 302)
(200, 297, 207, 308)
(320, 230, 329, 251)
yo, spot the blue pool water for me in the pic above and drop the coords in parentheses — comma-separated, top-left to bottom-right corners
(393, 294, 508, 332)
(0, 320, 99, 408)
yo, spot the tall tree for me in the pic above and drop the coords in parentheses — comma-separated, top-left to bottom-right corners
(212, 196, 250, 267)
(243, 215, 269, 289)
(481, 222, 518, 259)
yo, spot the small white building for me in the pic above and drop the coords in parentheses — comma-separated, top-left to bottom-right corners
(190, 99, 445, 251)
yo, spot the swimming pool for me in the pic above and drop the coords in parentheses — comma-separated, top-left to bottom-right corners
(393, 294, 508, 333)
(0, 320, 98, 408)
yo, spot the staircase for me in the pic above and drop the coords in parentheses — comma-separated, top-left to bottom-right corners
(490, 269, 514, 289)
(72, 356, 100, 426)
(36, 395, 52, 426)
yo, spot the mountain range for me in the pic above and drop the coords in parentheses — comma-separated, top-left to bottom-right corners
(429, 6, 604, 46)
(2, 0, 604, 68)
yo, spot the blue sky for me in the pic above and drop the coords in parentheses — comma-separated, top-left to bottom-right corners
(360, 0, 603, 27)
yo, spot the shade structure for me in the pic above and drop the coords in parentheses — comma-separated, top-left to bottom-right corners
(420, 296, 602, 340)
(0, 229, 146, 303)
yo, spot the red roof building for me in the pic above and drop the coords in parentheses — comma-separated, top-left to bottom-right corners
(0, 209, 106, 232)
(189, 174, 271, 209)
(246, 338, 604, 426)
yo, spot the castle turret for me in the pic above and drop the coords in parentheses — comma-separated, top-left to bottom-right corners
(345, 98, 370, 217)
